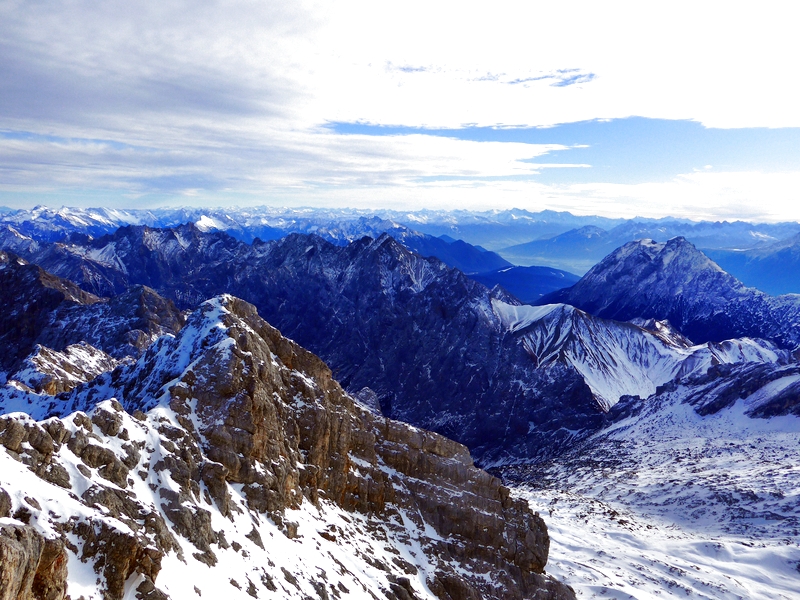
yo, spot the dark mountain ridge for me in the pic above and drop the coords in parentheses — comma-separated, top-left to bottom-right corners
(541, 236, 800, 349)
(2, 226, 787, 466)
(0, 251, 184, 374)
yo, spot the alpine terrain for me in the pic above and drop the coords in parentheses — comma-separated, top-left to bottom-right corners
(1, 212, 799, 600)
(0, 294, 575, 600)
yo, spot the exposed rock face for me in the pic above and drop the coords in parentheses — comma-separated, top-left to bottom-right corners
(0, 523, 68, 600)
(540, 237, 800, 349)
(0, 296, 575, 600)
(9, 342, 119, 394)
(36, 284, 186, 359)
(0, 251, 184, 375)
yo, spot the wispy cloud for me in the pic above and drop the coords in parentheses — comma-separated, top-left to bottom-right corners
(549, 69, 597, 87)
(0, 0, 798, 218)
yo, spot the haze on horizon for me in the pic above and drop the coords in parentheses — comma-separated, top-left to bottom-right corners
(1, 0, 798, 222)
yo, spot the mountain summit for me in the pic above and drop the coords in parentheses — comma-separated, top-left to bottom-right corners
(541, 237, 800, 349)
(0, 295, 575, 600)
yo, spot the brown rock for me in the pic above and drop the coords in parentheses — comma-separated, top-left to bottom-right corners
(31, 537, 69, 600)
(0, 488, 11, 518)
(0, 524, 68, 600)
(76, 520, 163, 600)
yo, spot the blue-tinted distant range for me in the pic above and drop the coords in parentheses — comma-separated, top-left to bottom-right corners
(1, 1, 799, 221)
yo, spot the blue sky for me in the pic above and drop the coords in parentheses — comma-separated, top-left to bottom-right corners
(0, 1, 798, 221)
(329, 118, 800, 185)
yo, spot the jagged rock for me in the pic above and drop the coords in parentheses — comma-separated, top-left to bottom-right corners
(9, 343, 120, 395)
(75, 520, 166, 600)
(0, 295, 576, 600)
(31, 537, 69, 600)
(0, 524, 68, 600)
(0, 252, 184, 374)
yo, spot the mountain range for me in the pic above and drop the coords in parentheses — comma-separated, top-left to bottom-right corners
(2, 208, 800, 599)
(501, 220, 800, 274)
(1, 225, 791, 465)
(705, 232, 800, 295)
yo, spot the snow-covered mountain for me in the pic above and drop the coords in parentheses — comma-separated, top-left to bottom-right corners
(2, 211, 799, 599)
(0, 205, 625, 250)
(541, 237, 800, 349)
(8, 342, 119, 395)
(502, 358, 800, 599)
(0, 295, 575, 600)
(0, 208, 512, 276)
(493, 300, 784, 413)
(2, 229, 787, 466)
(4, 204, 799, 262)
(500, 219, 800, 274)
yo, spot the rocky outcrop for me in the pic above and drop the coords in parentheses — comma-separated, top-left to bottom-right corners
(0, 295, 575, 600)
(0, 251, 101, 372)
(9, 342, 119, 395)
(0, 251, 183, 376)
(0, 252, 184, 384)
(0, 523, 68, 600)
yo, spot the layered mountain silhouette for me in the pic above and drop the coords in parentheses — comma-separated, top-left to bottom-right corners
(1, 227, 787, 465)
(705, 232, 800, 295)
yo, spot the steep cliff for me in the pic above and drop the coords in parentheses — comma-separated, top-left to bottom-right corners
(0, 295, 575, 600)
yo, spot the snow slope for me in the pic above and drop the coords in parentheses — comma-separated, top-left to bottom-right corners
(493, 300, 784, 411)
(506, 382, 800, 599)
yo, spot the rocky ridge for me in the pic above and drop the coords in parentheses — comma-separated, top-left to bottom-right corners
(0, 251, 184, 375)
(1, 230, 787, 464)
(492, 300, 785, 412)
(540, 237, 800, 349)
(0, 295, 575, 600)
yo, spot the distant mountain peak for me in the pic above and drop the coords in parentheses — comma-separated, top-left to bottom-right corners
(541, 236, 800, 349)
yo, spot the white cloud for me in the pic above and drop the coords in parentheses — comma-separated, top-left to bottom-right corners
(0, 0, 798, 218)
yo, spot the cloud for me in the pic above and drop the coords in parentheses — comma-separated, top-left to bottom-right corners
(0, 0, 799, 219)
(550, 70, 597, 87)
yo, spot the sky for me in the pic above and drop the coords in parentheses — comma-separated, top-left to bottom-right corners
(1, 0, 799, 221)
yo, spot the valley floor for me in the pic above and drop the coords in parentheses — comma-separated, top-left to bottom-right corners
(511, 396, 800, 599)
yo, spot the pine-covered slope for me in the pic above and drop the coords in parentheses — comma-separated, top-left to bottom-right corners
(0, 295, 575, 600)
(541, 237, 800, 349)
